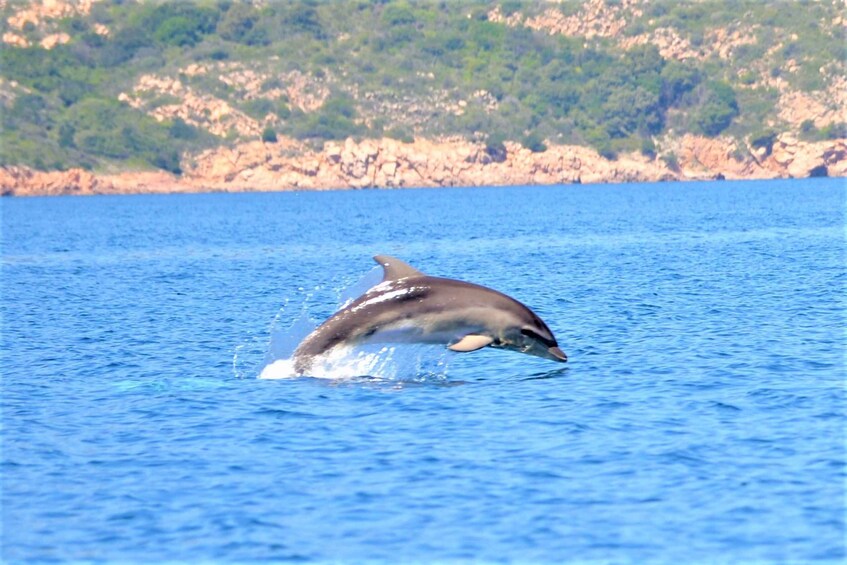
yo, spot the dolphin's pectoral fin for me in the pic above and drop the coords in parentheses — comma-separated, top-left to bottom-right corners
(448, 334, 494, 352)
(374, 255, 424, 281)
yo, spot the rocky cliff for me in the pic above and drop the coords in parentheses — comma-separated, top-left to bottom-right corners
(2, 1, 844, 196)
(3, 133, 843, 196)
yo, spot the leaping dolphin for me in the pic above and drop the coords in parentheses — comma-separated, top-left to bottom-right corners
(291, 255, 567, 374)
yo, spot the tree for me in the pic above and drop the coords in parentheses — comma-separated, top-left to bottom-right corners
(692, 81, 739, 136)
(12, 94, 48, 127)
(154, 17, 200, 47)
(660, 61, 701, 106)
(602, 87, 663, 138)
(284, 1, 325, 39)
(381, 4, 416, 26)
(169, 118, 198, 141)
(217, 3, 258, 43)
(58, 123, 76, 148)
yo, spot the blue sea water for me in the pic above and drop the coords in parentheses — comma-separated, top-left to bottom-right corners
(1, 179, 845, 562)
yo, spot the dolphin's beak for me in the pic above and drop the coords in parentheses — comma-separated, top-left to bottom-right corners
(548, 346, 567, 362)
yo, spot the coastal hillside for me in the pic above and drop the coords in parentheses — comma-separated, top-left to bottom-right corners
(1, 0, 845, 194)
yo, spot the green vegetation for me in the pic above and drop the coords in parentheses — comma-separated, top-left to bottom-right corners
(0, 0, 842, 173)
(749, 128, 778, 156)
(261, 126, 278, 144)
(799, 120, 847, 142)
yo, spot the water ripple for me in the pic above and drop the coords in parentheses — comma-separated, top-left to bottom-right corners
(2, 180, 845, 562)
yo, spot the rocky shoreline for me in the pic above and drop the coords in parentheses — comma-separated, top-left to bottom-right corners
(2, 133, 844, 197)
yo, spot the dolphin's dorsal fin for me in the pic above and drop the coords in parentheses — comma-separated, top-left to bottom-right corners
(448, 334, 494, 352)
(373, 255, 424, 282)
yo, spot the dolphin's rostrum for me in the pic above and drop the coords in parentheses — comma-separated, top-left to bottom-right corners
(292, 255, 567, 374)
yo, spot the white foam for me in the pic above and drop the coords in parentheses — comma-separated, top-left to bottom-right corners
(258, 358, 300, 380)
(258, 343, 451, 382)
(258, 346, 398, 380)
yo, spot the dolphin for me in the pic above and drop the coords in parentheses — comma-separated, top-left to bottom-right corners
(291, 255, 567, 374)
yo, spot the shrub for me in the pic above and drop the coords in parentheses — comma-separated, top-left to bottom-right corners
(152, 149, 181, 174)
(169, 118, 199, 141)
(749, 129, 777, 155)
(602, 86, 663, 138)
(385, 126, 415, 144)
(322, 94, 358, 119)
(209, 48, 230, 61)
(800, 119, 816, 135)
(660, 61, 701, 105)
(62, 97, 197, 172)
(522, 131, 547, 153)
(262, 126, 278, 143)
(694, 103, 736, 136)
(640, 137, 657, 158)
(12, 94, 49, 127)
(58, 123, 76, 148)
(102, 26, 150, 66)
(691, 81, 739, 136)
(283, 1, 325, 40)
(290, 111, 365, 142)
(217, 3, 259, 43)
(598, 145, 618, 160)
(739, 71, 757, 86)
(382, 4, 416, 26)
(820, 123, 847, 140)
(154, 17, 200, 47)
(584, 126, 617, 159)
(243, 99, 276, 120)
(662, 152, 680, 171)
(484, 132, 508, 162)
(501, 1, 523, 16)
(242, 98, 291, 121)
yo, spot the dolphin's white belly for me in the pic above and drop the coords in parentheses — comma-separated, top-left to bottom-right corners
(359, 321, 482, 346)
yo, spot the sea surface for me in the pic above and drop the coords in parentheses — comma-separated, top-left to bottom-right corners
(2, 179, 845, 562)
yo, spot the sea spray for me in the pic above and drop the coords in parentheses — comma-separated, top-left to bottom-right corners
(241, 265, 452, 381)
(260, 343, 451, 382)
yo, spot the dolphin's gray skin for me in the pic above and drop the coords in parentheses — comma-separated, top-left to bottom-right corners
(292, 255, 567, 374)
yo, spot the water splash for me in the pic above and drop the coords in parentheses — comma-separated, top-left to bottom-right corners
(263, 303, 318, 367)
(236, 266, 452, 382)
(335, 265, 382, 308)
(232, 296, 318, 380)
(259, 343, 451, 382)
